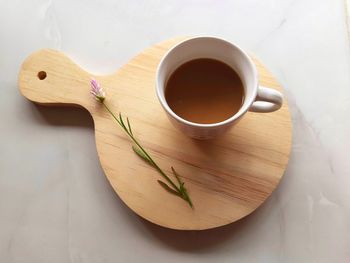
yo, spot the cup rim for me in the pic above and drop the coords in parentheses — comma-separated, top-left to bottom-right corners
(156, 36, 258, 128)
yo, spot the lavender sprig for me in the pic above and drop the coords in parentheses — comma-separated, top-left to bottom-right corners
(90, 79, 193, 208)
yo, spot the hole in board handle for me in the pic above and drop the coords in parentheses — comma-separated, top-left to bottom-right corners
(37, 71, 47, 80)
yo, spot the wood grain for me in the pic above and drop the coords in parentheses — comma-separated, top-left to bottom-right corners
(18, 37, 292, 230)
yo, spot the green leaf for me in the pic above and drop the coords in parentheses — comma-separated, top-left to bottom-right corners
(157, 180, 181, 197)
(119, 113, 126, 129)
(171, 167, 182, 186)
(171, 167, 193, 208)
(181, 187, 193, 208)
(132, 145, 152, 164)
(127, 117, 133, 135)
(185, 194, 193, 208)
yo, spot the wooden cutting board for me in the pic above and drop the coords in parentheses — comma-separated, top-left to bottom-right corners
(18, 37, 292, 230)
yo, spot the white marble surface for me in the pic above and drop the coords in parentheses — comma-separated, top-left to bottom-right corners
(1, 0, 350, 262)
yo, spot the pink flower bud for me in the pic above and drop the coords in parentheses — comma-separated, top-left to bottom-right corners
(90, 79, 105, 102)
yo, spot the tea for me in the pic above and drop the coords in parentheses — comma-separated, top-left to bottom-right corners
(165, 58, 244, 124)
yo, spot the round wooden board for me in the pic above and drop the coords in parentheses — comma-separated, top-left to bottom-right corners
(18, 37, 292, 230)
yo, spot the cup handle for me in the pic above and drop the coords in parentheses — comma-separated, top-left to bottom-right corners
(249, 86, 283, 113)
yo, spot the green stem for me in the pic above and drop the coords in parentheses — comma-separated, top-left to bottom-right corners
(102, 103, 192, 207)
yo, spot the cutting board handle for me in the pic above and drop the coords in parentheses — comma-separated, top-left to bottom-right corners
(18, 49, 94, 110)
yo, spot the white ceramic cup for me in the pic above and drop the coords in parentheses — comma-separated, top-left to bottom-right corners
(156, 36, 283, 139)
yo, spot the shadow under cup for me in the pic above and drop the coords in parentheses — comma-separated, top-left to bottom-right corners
(156, 36, 259, 139)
